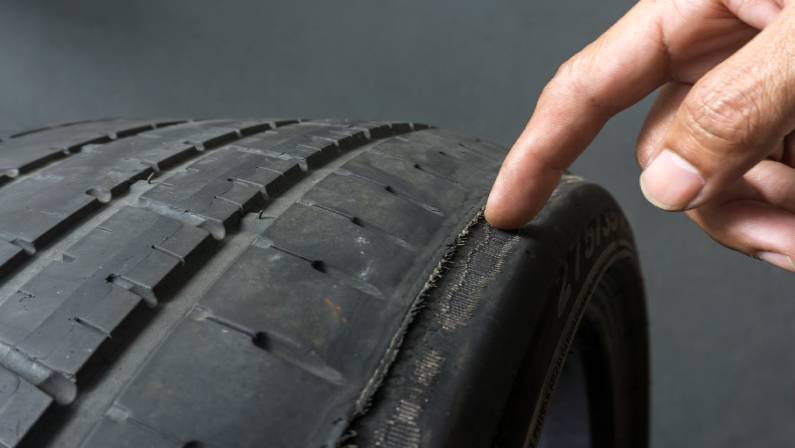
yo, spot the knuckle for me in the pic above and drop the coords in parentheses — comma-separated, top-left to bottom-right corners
(546, 56, 582, 96)
(553, 49, 590, 83)
(547, 45, 613, 115)
(683, 68, 766, 147)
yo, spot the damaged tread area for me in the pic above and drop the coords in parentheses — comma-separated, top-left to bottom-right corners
(350, 213, 522, 447)
(0, 119, 504, 448)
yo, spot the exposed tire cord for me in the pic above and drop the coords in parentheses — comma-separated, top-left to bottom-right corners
(349, 176, 648, 448)
(0, 118, 506, 448)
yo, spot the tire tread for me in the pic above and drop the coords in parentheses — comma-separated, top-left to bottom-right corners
(0, 119, 502, 448)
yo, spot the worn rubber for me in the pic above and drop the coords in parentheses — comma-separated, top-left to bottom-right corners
(350, 177, 649, 448)
(0, 118, 647, 448)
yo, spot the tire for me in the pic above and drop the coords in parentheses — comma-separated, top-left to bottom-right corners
(0, 118, 648, 448)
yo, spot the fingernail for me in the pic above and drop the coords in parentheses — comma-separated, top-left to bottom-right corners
(758, 252, 795, 272)
(639, 150, 705, 210)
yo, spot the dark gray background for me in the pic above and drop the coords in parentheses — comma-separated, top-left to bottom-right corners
(1, 1, 793, 446)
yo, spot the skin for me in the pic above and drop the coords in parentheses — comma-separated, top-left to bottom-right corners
(485, 0, 795, 272)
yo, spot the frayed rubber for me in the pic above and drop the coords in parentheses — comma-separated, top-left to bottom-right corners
(334, 207, 486, 447)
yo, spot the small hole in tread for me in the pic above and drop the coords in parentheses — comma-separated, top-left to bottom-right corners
(251, 332, 269, 350)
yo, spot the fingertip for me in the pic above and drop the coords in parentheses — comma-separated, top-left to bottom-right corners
(485, 158, 566, 229)
(484, 206, 530, 230)
(484, 188, 529, 230)
(757, 251, 795, 273)
(484, 179, 551, 230)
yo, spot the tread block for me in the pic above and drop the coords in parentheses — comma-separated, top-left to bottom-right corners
(236, 164, 302, 197)
(0, 264, 101, 348)
(152, 224, 214, 265)
(78, 288, 143, 336)
(0, 207, 205, 375)
(214, 181, 263, 210)
(0, 185, 101, 249)
(199, 242, 396, 378)
(17, 288, 141, 376)
(65, 206, 164, 261)
(0, 120, 164, 180)
(115, 251, 182, 304)
(306, 127, 369, 150)
(0, 366, 52, 448)
(130, 120, 291, 171)
(194, 118, 298, 136)
(235, 123, 344, 168)
(114, 223, 214, 302)
(262, 203, 416, 295)
(142, 148, 275, 226)
(139, 121, 386, 233)
(311, 119, 396, 139)
(19, 315, 107, 375)
(373, 135, 498, 186)
(269, 134, 341, 168)
(137, 122, 237, 143)
(0, 122, 273, 252)
(423, 128, 506, 160)
(304, 172, 443, 247)
(121, 140, 197, 173)
(145, 149, 259, 202)
(85, 318, 341, 448)
(342, 148, 471, 216)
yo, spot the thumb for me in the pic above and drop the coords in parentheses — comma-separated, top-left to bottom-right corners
(640, 7, 795, 211)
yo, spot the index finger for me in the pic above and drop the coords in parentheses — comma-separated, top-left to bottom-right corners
(485, 0, 669, 228)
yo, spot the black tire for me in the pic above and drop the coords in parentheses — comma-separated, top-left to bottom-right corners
(0, 118, 647, 448)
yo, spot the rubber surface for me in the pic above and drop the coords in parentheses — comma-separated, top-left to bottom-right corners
(350, 176, 649, 448)
(0, 118, 510, 447)
(0, 118, 647, 448)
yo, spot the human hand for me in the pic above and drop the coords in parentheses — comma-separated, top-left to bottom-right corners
(485, 0, 795, 272)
